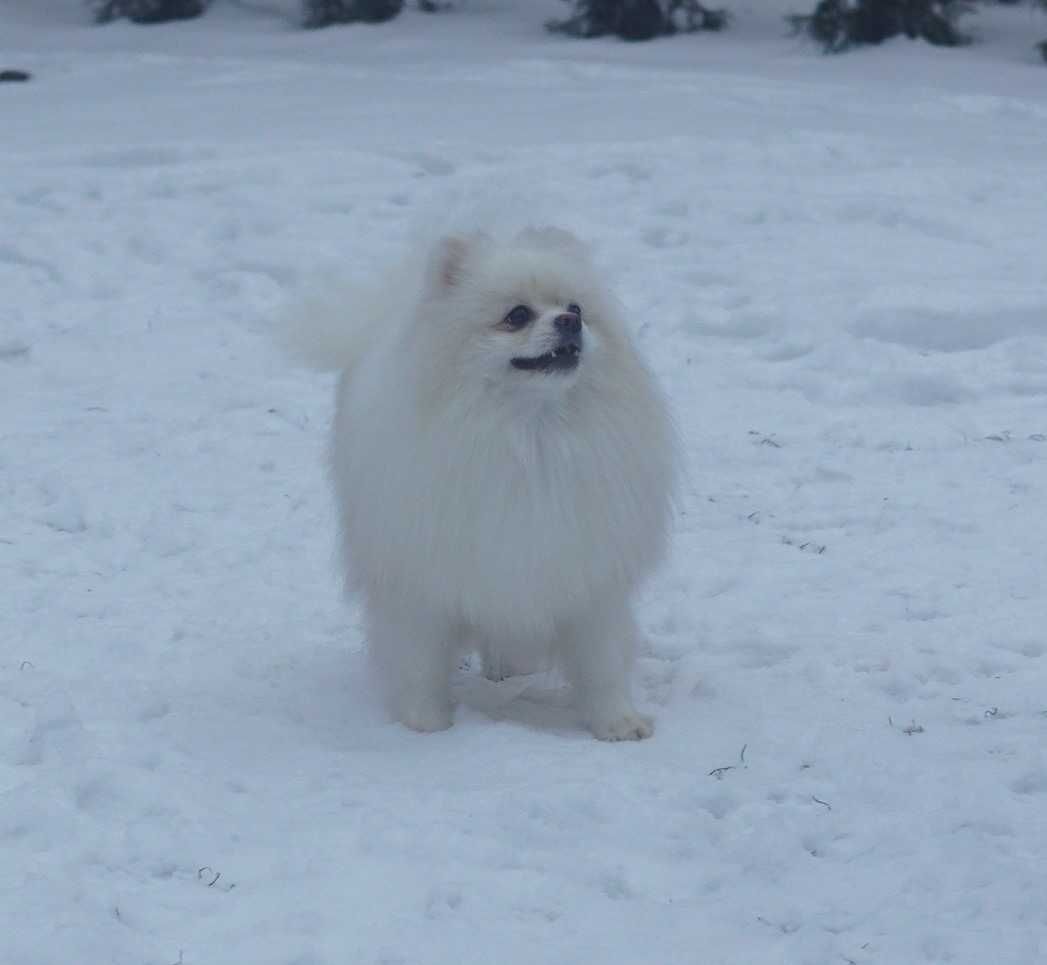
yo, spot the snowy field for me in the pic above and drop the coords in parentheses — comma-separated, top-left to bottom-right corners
(4, 1, 1047, 962)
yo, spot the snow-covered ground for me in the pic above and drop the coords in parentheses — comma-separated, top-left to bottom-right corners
(4, 2, 1047, 963)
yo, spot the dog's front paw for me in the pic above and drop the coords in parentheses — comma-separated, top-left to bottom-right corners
(589, 711, 654, 742)
(399, 701, 454, 734)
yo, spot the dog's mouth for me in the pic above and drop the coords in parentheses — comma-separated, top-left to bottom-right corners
(510, 344, 581, 374)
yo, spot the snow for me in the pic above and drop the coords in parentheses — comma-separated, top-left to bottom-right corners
(3, 2, 1047, 963)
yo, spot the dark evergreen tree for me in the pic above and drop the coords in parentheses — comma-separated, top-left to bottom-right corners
(788, 0, 973, 52)
(665, 0, 728, 32)
(303, 0, 404, 28)
(547, 0, 727, 41)
(91, 0, 209, 23)
(1037, 0, 1047, 62)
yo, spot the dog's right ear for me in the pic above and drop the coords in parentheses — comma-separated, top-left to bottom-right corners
(429, 235, 471, 291)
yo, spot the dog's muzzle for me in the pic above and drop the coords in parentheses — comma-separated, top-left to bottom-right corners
(511, 314, 583, 374)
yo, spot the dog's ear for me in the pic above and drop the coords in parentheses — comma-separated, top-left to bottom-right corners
(429, 235, 472, 290)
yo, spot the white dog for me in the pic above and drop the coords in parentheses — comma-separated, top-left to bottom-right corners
(289, 223, 676, 740)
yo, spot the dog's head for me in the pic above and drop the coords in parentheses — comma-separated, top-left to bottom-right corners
(420, 227, 616, 398)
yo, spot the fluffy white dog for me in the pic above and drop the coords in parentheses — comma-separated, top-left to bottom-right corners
(289, 223, 676, 740)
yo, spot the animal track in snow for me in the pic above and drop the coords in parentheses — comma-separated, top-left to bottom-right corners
(73, 145, 217, 169)
(853, 306, 1047, 354)
(642, 225, 690, 249)
(0, 243, 63, 285)
(1010, 770, 1047, 796)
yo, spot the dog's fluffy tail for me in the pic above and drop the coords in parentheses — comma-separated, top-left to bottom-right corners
(280, 255, 425, 372)
(279, 277, 380, 372)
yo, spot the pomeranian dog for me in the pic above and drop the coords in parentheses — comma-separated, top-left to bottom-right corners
(289, 222, 676, 740)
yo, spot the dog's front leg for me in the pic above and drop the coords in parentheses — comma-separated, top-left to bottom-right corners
(366, 596, 455, 733)
(561, 598, 653, 741)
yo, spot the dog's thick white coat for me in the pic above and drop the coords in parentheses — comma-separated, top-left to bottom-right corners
(289, 226, 676, 739)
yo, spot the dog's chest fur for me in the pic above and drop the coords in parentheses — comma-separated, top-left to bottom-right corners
(335, 373, 670, 634)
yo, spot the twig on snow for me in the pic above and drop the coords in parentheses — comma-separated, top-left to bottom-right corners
(889, 716, 924, 735)
(197, 866, 235, 890)
(782, 535, 827, 555)
(748, 430, 782, 448)
(709, 744, 749, 779)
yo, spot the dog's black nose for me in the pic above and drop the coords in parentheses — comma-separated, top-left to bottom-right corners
(554, 313, 581, 335)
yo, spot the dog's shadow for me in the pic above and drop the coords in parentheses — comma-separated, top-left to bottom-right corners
(451, 667, 583, 737)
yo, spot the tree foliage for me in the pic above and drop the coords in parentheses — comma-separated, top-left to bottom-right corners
(303, 0, 405, 27)
(90, 0, 210, 23)
(1038, 0, 1047, 62)
(547, 0, 728, 42)
(788, 0, 973, 52)
(83, 0, 1047, 64)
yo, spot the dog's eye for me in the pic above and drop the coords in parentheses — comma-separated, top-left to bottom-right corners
(566, 303, 582, 317)
(504, 305, 534, 330)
